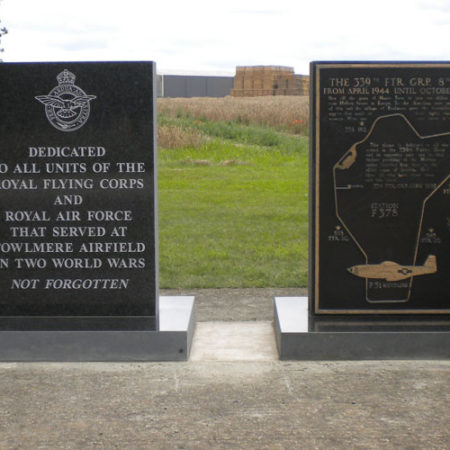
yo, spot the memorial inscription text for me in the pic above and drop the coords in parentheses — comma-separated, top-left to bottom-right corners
(0, 62, 157, 316)
(1, 145, 147, 290)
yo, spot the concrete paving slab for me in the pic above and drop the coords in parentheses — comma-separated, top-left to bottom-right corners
(0, 360, 448, 449)
(190, 321, 278, 361)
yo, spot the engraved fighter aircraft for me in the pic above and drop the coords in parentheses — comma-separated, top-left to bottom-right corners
(347, 255, 437, 282)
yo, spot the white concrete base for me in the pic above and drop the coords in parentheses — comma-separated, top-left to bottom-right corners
(190, 321, 277, 361)
(273, 297, 308, 333)
(159, 296, 195, 331)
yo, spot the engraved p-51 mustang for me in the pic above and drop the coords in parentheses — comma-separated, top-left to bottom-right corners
(347, 255, 437, 282)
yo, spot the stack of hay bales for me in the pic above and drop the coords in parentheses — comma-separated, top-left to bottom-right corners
(295, 75, 310, 96)
(230, 66, 309, 97)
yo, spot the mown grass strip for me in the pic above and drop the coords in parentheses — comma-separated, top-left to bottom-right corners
(158, 136, 308, 288)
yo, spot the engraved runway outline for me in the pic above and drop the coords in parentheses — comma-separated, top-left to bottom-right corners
(332, 113, 450, 303)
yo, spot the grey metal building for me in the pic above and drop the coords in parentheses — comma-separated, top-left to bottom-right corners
(157, 74, 234, 98)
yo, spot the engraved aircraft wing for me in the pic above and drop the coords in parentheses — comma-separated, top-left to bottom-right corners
(71, 95, 97, 107)
(35, 95, 65, 108)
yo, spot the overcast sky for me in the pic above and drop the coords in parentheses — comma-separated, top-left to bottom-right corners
(1, 0, 449, 75)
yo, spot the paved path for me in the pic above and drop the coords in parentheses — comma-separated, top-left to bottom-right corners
(161, 287, 306, 321)
(0, 289, 448, 449)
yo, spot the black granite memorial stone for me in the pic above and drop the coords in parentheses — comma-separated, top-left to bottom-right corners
(310, 62, 450, 316)
(0, 62, 158, 319)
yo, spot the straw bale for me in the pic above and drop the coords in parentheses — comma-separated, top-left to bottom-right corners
(231, 66, 309, 97)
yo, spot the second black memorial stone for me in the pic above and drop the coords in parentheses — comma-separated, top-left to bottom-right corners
(0, 62, 157, 317)
(310, 62, 449, 315)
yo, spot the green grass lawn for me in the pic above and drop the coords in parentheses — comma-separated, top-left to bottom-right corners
(158, 118, 309, 288)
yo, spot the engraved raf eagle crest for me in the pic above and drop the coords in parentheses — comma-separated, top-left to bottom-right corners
(35, 69, 96, 132)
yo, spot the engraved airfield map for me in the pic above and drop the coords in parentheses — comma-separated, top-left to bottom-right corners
(311, 63, 450, 314)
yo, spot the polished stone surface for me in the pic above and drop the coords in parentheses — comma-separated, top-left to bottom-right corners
(310, 62, 450, 316)
(0, 62, 158, 317)
(274, 297, 450, 360)
(0, 296, 195, 361)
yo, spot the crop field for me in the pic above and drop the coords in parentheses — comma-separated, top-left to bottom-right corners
(158, 95, 309, 135)
(157, 96, 309, 288)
